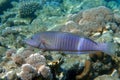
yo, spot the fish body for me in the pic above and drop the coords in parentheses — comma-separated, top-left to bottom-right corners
(25, 31, 116, 55)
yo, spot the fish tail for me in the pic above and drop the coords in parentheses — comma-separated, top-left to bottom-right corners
(97, 42, 117, 55)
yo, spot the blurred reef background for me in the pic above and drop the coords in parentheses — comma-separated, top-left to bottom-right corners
(1, 0, 120, 80)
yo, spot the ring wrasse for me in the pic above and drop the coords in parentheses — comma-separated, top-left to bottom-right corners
(24, 31, 116, 55)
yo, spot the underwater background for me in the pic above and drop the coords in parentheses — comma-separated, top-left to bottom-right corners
(0, 0, 120, 80)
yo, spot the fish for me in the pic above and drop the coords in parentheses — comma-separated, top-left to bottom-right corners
(24, 31, 116, 55)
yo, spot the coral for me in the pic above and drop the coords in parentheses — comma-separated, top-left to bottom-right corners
(76, 60, 91, 80)
(65, 6, 117, 38)
(25, 53, 46, 69)
(60, 20, 81, 35)
(19, 64, 37, 80)
(0, 0, 12, 14)
(21, 49, 34, 58)
(72, 51, 117, 80)
(1, 0, 120, 80)
(19, 1, 41, 18)
(0, 66, 5, 73)
(89, 51, 104, 62)
(5, 49, 16, 58)
(94, 75, 119, 80)
(79, 6, 113, 36)
(38, 65, 52, 79)
(5, 61, 17, 69)
(89, 52, 114, 79)
(12, 54, 25, 65)
(21, 64, 35, 72)
(0, 46, 6, 57)
(48, 58, 64, 80)
(79, 6, 113, 23)
(2, 27, 20, 36)
(112, 56, 120, 76)
(114, 13, 120, 24)
(4, 71, 18, 80)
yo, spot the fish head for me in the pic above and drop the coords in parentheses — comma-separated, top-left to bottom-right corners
(24, 34, 41, 48)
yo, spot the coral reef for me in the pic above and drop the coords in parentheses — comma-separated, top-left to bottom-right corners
(57, 6, 120, 45)
(0, 48, 53, 80)
(61, 6, 119, 38)
(1, 0, 120, 80)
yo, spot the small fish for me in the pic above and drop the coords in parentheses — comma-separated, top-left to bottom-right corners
(24, 31, 116, 55)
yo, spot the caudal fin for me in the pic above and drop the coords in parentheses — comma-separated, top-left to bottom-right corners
(97, 42, 117, 55)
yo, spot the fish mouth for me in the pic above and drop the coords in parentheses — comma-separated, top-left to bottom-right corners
(24, 39, 39, 48)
